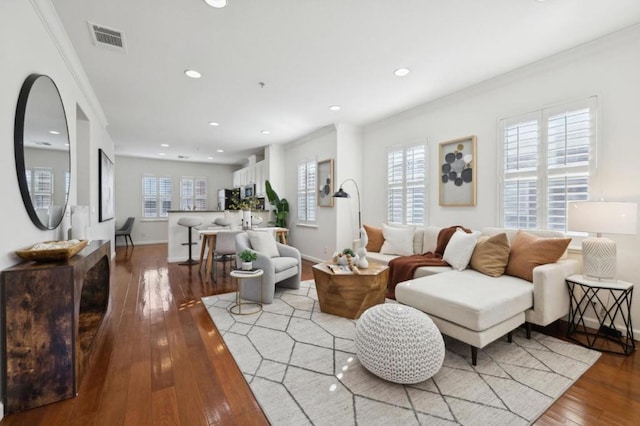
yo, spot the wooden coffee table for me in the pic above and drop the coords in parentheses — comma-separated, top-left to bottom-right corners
(312, 262, 389, 319)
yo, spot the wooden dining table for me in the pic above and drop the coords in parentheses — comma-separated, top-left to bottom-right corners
(198, 227, 289, 282)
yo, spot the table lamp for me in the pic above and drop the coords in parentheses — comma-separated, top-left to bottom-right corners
(567, 201, 638, 280)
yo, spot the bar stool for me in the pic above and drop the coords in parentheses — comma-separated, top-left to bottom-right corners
(177, 216, 203, 265)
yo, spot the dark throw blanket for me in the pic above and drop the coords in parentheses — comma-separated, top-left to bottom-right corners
(386, 226, 471, 299)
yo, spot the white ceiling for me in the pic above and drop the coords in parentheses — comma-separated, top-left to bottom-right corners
(51, 0, 640, 166)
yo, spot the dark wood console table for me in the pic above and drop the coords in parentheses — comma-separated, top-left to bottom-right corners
(1, 240, 111, 414)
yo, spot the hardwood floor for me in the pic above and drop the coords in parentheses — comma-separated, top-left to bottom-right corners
(1, 243, 637, 425)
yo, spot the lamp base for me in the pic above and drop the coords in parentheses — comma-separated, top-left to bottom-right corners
(582, 236, 616, 280)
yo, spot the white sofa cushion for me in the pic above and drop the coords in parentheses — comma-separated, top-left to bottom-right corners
(380, 224, 414, 256)
(248, 230, 279, 258)
(395, 270, 533, 332)
(442, 228, 478, 270)
(422, 226, 443, 253)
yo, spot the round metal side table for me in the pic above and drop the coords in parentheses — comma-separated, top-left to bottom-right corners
(229, 269, 264, 315)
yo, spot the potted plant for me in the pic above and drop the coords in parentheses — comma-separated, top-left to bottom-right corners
(265, 180, 289, 228)
(238, 249, 257, 270)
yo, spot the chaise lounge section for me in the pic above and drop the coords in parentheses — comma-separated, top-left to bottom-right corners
(364, 225, 579, 364)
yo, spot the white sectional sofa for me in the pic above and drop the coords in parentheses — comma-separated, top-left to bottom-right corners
(365, 226, 579, 365)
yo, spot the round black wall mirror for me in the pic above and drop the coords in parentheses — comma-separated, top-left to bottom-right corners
(14, 74, 71, 230)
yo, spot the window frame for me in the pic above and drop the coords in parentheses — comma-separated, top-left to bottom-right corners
(180, 176, 207, 211)
(142, 175, 173, 218)
(297, 160, 317, 224)
(386, 142, 427, 226)
(498, 96, 598, 233)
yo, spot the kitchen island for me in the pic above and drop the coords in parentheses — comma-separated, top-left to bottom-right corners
(167, 210, 270, 263)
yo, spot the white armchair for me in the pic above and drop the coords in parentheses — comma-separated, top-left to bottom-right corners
(235, 232, 301, 304)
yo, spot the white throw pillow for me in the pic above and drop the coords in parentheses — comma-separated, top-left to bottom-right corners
(380, 224, 414, 256)
(423, 226, 443, 253)
(442, 228, 478, 271)
(247, 230, 279, 258)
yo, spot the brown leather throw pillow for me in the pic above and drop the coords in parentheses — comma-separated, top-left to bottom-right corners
(505, 231, 571, 282)
(363, 224, 384, 252)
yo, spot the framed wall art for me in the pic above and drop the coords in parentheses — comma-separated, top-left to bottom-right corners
(439, 136, 477, 206)
(317, 158, 334, 207)
(99, 148, 114, 221)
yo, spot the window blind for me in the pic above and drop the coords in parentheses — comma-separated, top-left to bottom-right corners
(387, 144, 426, 225)
(143, 175, 172, 218)
(501, 97, 596, 232)
(297, 161, 316, 222)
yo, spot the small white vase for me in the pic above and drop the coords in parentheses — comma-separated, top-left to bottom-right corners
(356, 247, 369, 269)
(241, 261, 253, 271)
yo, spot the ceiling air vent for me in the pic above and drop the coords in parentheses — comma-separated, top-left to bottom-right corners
(178, 155, 190, 159)
(88, 22, 127, 52)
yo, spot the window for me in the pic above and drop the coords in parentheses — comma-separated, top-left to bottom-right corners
(297, 160, 317, 222)
(143, 175, 172, 218)
(387, 144, 426, 225)
(181, 177, 207, 210)
(500, 97, 597, 232)
(30, 168, 53, 209)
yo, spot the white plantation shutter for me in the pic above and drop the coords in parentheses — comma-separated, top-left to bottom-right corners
(297, 161, 316, 222)
(500, 97, 596, 232)
(32, 168, 53, 209)
(387, 144, 426, 225)
(181, 177, 207, 210)
(194, 178, 207, 210)
(143, 175, 172, 218)
(159, 177, 172, 217)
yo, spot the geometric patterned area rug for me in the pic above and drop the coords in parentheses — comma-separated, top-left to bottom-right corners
(202, 281, 600, 426)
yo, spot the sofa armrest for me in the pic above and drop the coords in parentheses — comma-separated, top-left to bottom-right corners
(526, 258, 579, 326)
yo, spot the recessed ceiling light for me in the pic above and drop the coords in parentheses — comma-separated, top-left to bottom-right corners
(209, 121, 220, 126)
(64, 143, 70, 147)
(217, 149, 224, 153)
(329, 105, 341, 111)
(49, 130, 60, 135)
(208, 156, 214, 160)
(158, 152, 166, 156)
(261, 130, 270, 135)
(184, 69, 201, 79)
(393, 68, 410, 77)
(160, 143, 170, 147)
(204, 0, 227, 8)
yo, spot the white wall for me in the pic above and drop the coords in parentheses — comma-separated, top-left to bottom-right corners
(0, 1, 115, 417)
(284, 126, 338, 261)
(335, 124, 363, 250)
(0, 0, 114, 269)
(362, 25, 640, 333)
(114, 155, 236, 245)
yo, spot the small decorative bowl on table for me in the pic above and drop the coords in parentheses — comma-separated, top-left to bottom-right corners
(15, 239, 89, 262)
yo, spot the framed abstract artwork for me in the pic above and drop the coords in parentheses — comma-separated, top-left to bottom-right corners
(439, 136, 477, 206)
(317, 158, 334, 207)
(99, 149, 114, 222)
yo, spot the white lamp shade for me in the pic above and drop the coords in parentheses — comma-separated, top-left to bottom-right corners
(567, 201, 637, 235)
(204, 0, 227, 8)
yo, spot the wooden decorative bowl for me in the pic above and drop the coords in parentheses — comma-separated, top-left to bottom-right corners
(15, 240, 89, 262)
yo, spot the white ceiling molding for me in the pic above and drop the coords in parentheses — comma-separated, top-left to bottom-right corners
(30, 0, 109, 127)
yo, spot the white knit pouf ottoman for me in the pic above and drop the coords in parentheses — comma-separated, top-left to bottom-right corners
(355, 304, 445, 384)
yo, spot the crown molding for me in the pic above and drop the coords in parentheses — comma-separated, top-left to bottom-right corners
(30, 0, 109, 127)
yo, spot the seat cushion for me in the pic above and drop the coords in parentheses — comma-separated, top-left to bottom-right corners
(271, 256, 298, 273)
(395, 270, 533, 332)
